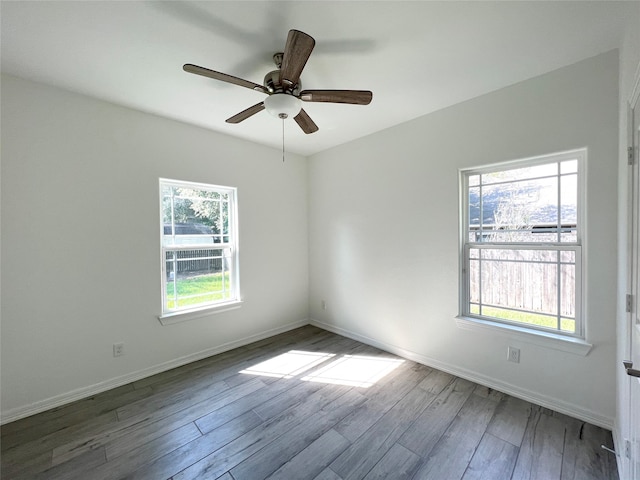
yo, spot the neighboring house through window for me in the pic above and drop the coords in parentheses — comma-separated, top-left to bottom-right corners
(460, 149, 585, 338)
(159, 178, 240, 319)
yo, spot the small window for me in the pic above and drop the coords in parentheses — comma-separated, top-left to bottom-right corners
(460, 149, 585, 338)
(160, 178, 239, 316)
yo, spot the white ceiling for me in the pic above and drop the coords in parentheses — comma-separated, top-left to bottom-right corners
(0, 1, 630, 156)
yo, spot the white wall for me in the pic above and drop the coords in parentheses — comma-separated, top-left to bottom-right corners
(309, 51, 619, 428)
(616, 3, 640, 478)
(0, 74, 309, 421)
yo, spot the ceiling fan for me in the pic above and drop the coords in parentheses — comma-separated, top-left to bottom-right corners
(183, 29, 373, 134)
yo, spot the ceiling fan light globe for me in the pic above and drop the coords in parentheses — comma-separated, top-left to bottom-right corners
(264, 94, 301, 119)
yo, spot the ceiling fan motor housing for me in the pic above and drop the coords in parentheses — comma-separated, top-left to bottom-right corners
(264, 63, 302, 95)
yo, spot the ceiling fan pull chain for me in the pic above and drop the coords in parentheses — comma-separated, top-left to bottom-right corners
(282, 117, 285, 162)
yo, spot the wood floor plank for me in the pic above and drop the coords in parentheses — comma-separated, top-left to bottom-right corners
(330, 376, 455, 480)
(411, 390, 502, 480)
(116, 377, 230, 420)
(395, 377, 475, 458)
(461, 433, 519, 480)
(81, 423, 202, 480)
(266, 429, 350, 480)
(252, 379, 328, 421)
(1, 410, 118, 467)
(123, 410, 264, 480)
(50, 377, 266, 464)
(511, 409, 566, 480)
(485, 394, 532, 447)
(361, 443, 421, 480)
(0, 448, 52, 480)
(333, 363, 432, 442)
(230, 392, 365, 480)
(35, 446, 107, 480)
(194, 374, 320, 434)
(314, 469, 344, 480)
(171, 386, 358, 480)
(1, 384, 136, 439)
(133, 381, 352, 480)
(0, 385, 153, 452)
(560, 419, 620, 480)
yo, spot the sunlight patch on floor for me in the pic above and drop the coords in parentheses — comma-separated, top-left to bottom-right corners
(301, 355, 404, 388)
(239, 350, 336, 379)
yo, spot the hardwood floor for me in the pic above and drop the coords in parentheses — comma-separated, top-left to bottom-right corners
(1, 326, 619, 480)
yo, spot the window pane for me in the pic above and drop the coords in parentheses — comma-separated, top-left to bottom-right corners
(560, 250, 575, 263)
(560, 264, 576, 320)
(561, 318, 575, 333)
(468, 187, 480, 226)
(162, 188, 233, 246)
(221, 200, 229, 236)
(561, 159, 578, 174)
(484, 231, 556, 243)
(165, 252, 176, 300)
(164, 248, 232, 310)
(481, 162, 557, 185)
(469, 258, 479, 305)
(480, 249, 558, 262)
(468, 246, 577, 333)
(477, 176, 558, 242)
(479, 248, 559, 320)
(478, 306, 559, 330)
(560, 231, 577, 243)
(560, 174, 577, 225)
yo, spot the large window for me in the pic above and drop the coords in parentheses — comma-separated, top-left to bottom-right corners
(460, 149, 585, 338)
(160, 179, 239, 317)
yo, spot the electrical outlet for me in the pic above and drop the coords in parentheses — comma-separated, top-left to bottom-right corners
(507, 346, 520, 363)
(113, 343, 125, 357)
(321, 300, 327, 310)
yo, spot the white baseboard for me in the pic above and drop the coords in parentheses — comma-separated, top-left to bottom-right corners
(1, 318, 309, 425)
(310, 318, 614, 430)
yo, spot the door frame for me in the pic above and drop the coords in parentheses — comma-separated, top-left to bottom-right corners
(625, 64, 640, 480)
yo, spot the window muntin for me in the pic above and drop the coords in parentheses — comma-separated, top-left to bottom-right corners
(160, 179, 239, 315)
(461, 150, 584, 337)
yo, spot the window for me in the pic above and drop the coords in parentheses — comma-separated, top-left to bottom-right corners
(160, 179, 239, 318)
(460, 149, 585, 338)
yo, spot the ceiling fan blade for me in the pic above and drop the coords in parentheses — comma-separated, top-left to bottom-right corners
(183, 64, 267, 93)
(226, 102, 265, 124)
(280, 30, 315, 88)
(300, 90, 372, 105)
(294, 109, 319, 134)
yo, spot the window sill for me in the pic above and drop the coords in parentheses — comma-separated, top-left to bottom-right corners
(455, 315, 593, 356)
(158, 300, 243, 325)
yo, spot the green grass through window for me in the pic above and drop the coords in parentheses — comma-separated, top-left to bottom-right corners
(470, 304, 575, 333)
(166, 272, 231, 309)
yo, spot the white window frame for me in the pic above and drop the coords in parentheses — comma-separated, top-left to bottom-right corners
(458, 149, 591, 353)
(158, 178, 241, 324)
